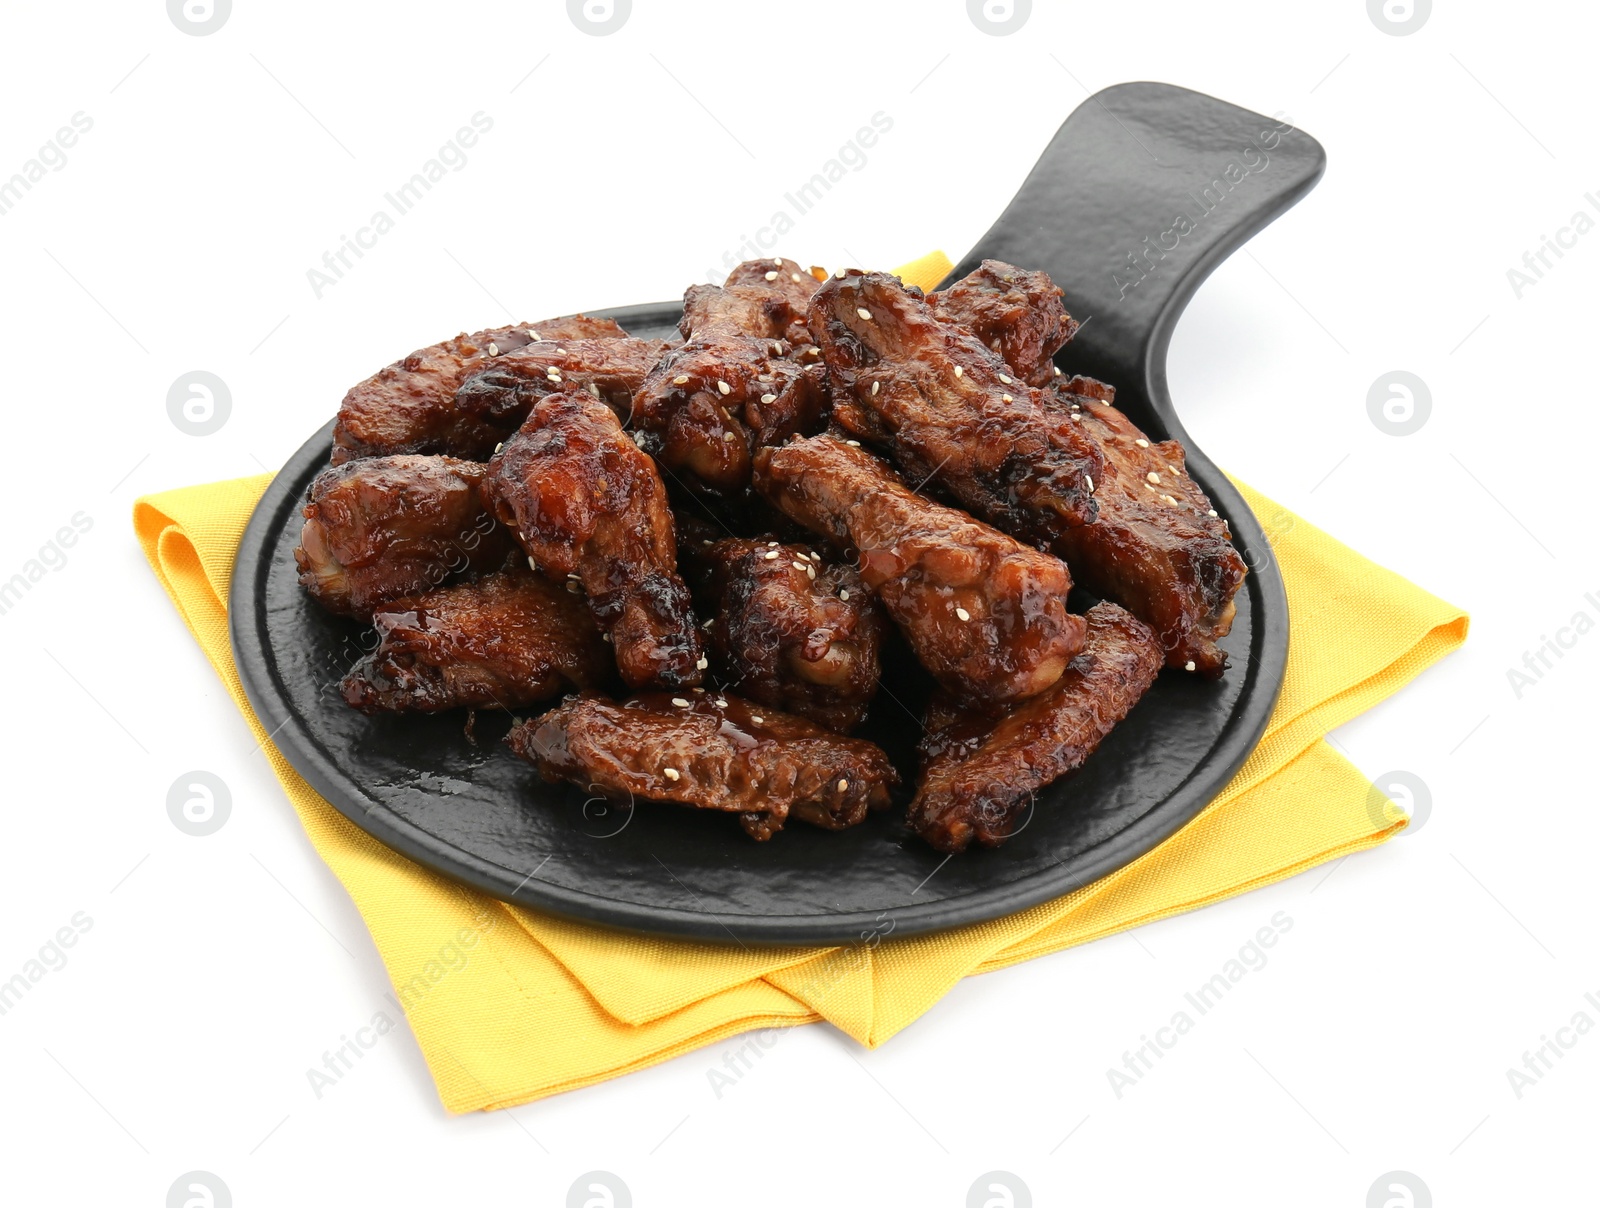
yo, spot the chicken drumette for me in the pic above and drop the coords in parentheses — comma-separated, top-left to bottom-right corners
(341, 567, 613, 714)
(482, 392, 704, 690)
(507, 692, 898, 840)
(929, 259, 1079, 387)
(687, 536, 884, 732)
(294, 454, 513, 619)
(754, 434, 1084, 707)
(331, 314, 629, 463)
(910, 603, 1163, 852)
(807, 271, 1103, 544)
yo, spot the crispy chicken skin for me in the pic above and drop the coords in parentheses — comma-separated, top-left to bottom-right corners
(341, 568, 613, 714)
(688, 536, 884, 731)
(1045, 380, 1246, 676)
(294, 455, 513, 619)
(482, 392, 704, 690)
(807, 271, 1102, 542)
(929, 259, 1079, 387)
(910, 603, 1163, 852)
(507, 692, 898, 839)
(331, 315, 629, 463)
(753, 435, 1085, 707)
(454, 337, 670, 429)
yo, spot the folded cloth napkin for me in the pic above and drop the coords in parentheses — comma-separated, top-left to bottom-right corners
(133, 253, 1468, 1112)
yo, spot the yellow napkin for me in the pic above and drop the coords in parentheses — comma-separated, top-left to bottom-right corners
(133, 254, 1467, 1112)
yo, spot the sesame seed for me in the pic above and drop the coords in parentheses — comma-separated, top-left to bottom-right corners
(773, 257, 783, 266)
(1001, 394, 1013, 403)
(765, 270, 779, 281)
(1070, 413, 1082, 422)
(495, 442, 504, 453)
(633, 431, 646, 446)
(845, 439, 861, 447)
(1053, 365, 1062, 376)
(771, 343, 784, 355)
(1208, 509, 1218, 518)
(1163, 495, 1178, 505)
(722, 431, 735, 441)
(567, 572, 579, 580)
(1135, 439, 1149, 448)
(751, 715, 765, 724)
(998, 374, 1012, 384)
(527, 556, 538, 571)
(556, 348, 567, 355)
(791, 272, 803, 283)
(955, 606, 971, 621)
(1086, 476, 1095, 493)
(588, 383, 600, 397)
(1146, 472, 1161, 484)
(715, 697, 728, 708)
(806, 565, 816, 580)
(566, 580, 581, 593)
(953, 366, 964, 378)
(839, 590, 850, 601)
(702, 538, 713, 545)
(834, 269, 846, 278)
(663, 767, 681, 781)
(717, 381, 731, 395)
(837, 779, 848, 792)
(1185, 661, 1197, 672)
(808, 551, 821, 561)
(764, 550, 780, 560)
(871, 381, 880, 396)
(487, 342, 499, 356)
(526, 329, 542, 340)
(792, 560, 808, 571)
(768, 541, 779, 547)
(673, 374, 690, 385)
(672, 697, 690, 708)
(693, 686, 705, 693)
(1143, 482, 1154, 491)
(857, 307, 873, 321)
(761, 393, 777, 404)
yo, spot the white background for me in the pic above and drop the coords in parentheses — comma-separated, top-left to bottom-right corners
(1, 0, 1594, 1204)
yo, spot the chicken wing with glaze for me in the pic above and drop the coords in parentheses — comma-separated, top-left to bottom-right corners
(507, 692, 898, 840)
(910, 603, 1163, 852)
(754, 435, 1084, 706)
(929, 259, 1079, 387)
(482, 392, 704, 690)
(688, 536, 884, 731)
(454, 336, 671, 429)
(331, 314, 629, 463)
(1044, 380, 1246, 676)
(808, 271, 1102, 542)
(341, 567, 613, 714)
(294, 455, 513, 619)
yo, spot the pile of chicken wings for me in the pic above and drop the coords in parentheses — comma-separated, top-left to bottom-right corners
(294, 258, 1246, 852)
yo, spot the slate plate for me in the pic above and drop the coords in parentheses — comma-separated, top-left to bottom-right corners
(230, 83, 1323, 944)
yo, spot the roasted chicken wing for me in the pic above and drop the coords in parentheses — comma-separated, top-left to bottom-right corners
(1045, 380, 1246, 676)
(294, 455, 513, 619)
(341, 567, 613, 714)
(482, 392, 704, 690)
(688, 536, 884, 731)
(454, 336, 670, 429)
(929, 259, 1079, 387)
(331, 315, 629, 463)
(507, 692, 898, 839)
(754, 435, 1084, 706)
(910, 603, 1163, 852)
(808, 271, 1102, 542)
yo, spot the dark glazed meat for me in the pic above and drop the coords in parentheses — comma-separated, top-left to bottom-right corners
(482, 392, 704, 690)
(690, 537, 884, 731)
(1045, 381, 1246, 676)
(910, 603, 1163, 852)
(507, 692, 898, 839)
(294, 455, 513, 619)
(628, 260, 829, 496)
(454, 337, 671, 429)
(807, 271, 1102, 543)
(341, 568, 613, 714)
(331, 314, 629, 463)
(754, 435, 1084, 706)
(929, 259, 1079, 387)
